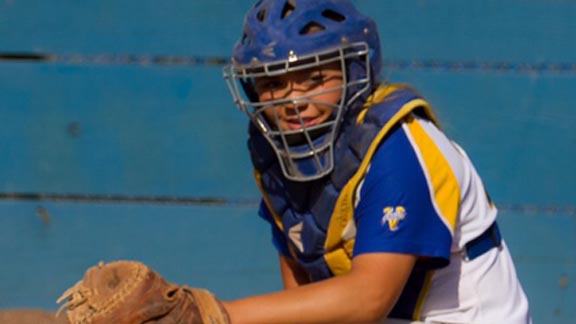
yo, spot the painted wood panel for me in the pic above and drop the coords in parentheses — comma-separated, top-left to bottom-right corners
(0, 0, 574, 322)
(0, 1, 574, 63)
(1, 63, 573, 206)
(0, 63, 257, 199)
(498, 209, 576, 323)
(0, 201, 574, 323)
(0, 201, 280, 309)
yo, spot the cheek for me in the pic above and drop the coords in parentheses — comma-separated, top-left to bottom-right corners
(327, 91, 343, 106)
(319, 106, 335, 119)
(315, 89, 342, 112)
(263, 108, 276, 121)
(262, 106, 284, 125)
(257, 92, 271, 102)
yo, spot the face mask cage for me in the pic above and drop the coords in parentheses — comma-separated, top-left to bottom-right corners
(224, 42, 372, 181)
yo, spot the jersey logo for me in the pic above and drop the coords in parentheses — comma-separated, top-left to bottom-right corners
(381, 206, 406, 231)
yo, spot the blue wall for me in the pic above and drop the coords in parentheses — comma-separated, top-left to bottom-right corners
(1, 1, 574, 322)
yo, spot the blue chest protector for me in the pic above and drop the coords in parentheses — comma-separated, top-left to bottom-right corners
(249, 85, 440, 319)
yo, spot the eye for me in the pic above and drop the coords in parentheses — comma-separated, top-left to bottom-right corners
(309, 72, 325, 83)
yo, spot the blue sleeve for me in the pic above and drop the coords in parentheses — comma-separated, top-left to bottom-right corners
(258, 200, 292, 257)
(353, 125, 452, 269)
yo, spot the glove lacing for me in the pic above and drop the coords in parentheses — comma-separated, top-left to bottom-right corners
(56, 281, 92, 316)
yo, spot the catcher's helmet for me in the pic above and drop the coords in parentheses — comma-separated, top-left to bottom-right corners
(224, 0, 382, 181)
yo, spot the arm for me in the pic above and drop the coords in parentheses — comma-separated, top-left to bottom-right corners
(223, 252, 416, 324)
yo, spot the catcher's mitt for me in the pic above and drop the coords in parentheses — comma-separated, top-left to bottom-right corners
(56, 260, 230, 324)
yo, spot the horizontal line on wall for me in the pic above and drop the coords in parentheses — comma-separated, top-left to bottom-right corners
(383, 60, 576, 74)
(0, 192, 575, 215)
(0, 51, 575, 74)
(0, 192, 258, 208)
(0, 52, 228, 66)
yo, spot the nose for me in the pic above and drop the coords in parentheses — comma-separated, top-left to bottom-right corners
(283, 99, 308, 116)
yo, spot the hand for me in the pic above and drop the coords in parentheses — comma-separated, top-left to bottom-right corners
(57, 260, 230, 324)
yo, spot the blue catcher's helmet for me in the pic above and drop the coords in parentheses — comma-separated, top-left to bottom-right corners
(224, 0, 382, 181)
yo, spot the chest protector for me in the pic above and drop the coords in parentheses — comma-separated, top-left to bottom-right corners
(249, 85, 439, 282)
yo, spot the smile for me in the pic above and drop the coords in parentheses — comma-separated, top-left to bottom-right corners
(285, 117, 319, 130)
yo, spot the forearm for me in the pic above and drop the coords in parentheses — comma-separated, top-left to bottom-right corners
(224, 272, 388, 324)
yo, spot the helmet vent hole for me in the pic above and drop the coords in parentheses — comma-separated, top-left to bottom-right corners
(321, 9, 346, 22)
(281, 0, 295, 19)
(257, 8, 267, 22)
(300, 22, 325, 35)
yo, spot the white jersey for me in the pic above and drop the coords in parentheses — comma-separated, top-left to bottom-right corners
(353, 115, 531, 323)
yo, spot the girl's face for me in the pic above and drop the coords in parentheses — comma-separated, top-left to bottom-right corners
(254, 62, 343, 131)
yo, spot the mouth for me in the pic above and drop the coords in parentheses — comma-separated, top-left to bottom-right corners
(284, 117, 319, 130)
